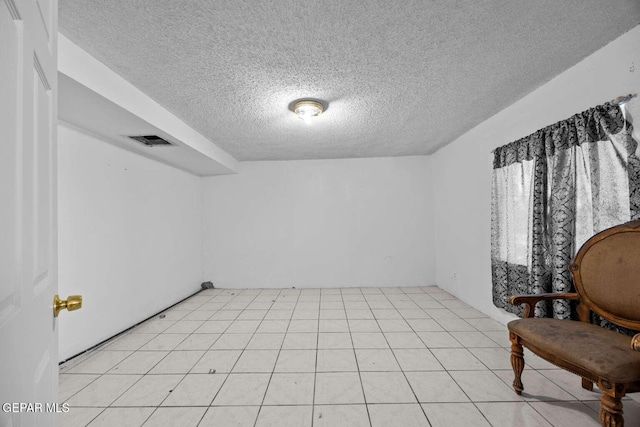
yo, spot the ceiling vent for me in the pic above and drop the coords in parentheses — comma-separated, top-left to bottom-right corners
(127, 135, 174, 147)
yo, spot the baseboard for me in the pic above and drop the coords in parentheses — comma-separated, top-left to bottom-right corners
(58, 288, 203, 365)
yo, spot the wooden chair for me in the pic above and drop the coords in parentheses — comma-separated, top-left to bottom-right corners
(508, 220, 640, 427)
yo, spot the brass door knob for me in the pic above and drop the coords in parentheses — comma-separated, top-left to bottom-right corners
(632, 334, 640, 351)
(54, 294, 83, 317)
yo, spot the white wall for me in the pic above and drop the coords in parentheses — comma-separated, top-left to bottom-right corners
(57, 124, 204, 360)
(431, 25, 640, 325)
(202, 156, 434, 288)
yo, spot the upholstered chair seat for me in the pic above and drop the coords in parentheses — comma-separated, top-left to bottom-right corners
(509, 318, 640, 383)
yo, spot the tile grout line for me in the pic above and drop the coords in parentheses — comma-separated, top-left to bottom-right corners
(252, 287, 301, 427)
(60, 292, 221, 426)
(362, 288, 434, 426)
(424, 289, 501, 427)
(413, 289, 498, 427)
(343, 287, 374, 427)
(109, 289, 258, 426)
(398, 288, 441, 427)
(78, 290, 225, 426)
(206, 289, 282, 423)
(156, 289, 251, 409)
(310, 289, 321, 427)
(192, 289, 265, 426)
(141, 289, 244, 426)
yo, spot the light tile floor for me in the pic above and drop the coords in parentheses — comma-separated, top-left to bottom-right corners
(59, 286, 640, 427)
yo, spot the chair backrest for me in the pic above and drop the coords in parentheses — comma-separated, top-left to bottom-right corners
(570, 219, 640, 330)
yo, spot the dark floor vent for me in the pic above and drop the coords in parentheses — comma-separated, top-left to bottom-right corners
(128, 135, 174, 147)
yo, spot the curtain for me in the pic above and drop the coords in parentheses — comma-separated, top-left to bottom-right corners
(491, 103, 640, 321)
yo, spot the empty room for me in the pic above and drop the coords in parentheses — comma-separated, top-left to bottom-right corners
(2, 1, 640, 426)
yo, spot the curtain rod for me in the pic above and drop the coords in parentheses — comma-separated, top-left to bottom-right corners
(612, 93, 636, 105)
(489, 93, 637, 154)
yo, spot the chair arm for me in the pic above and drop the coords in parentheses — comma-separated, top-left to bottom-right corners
(508, 293, 580, 318)
(632, 334, 640, 351)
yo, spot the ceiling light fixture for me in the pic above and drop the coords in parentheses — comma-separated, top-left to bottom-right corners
(293, 99, 324, 123)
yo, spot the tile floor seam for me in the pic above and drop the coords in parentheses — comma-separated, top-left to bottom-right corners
(78, 407, 106, 427)
(407, 294, 493, 426)
(253, 288, 300, 427)
(135, 407, 156, 427)
(411, 292, 498, 427)
(59, 374, 103, 405)
(193, 289, 265, 426)
(527, 400, 588, 426)
(310, 291, 321, 427)
(536, 368, 601, 402)
(366, 287, 433, 425)
(153, 292, 247, 410)
(356, 290, 431, 425)
(212, 290, 278, 412)
(419, 295, 499, 427)
(342, 288, 374, 427)
(400, 286, 440, 427)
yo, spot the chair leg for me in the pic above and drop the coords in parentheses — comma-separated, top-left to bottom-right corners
(509, 332, 524, 394)
(582, 378, 593, 391)
(597, 382, 624, 427)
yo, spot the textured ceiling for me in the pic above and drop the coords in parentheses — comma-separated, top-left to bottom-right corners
(58, 1, 640, 161)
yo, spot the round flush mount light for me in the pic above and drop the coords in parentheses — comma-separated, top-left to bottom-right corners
(290, 99, 327, 123)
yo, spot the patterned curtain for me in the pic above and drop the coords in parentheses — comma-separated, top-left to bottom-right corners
(491, 103, 640, 322)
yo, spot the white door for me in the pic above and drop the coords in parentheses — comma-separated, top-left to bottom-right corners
(0, 0, 59, 426)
